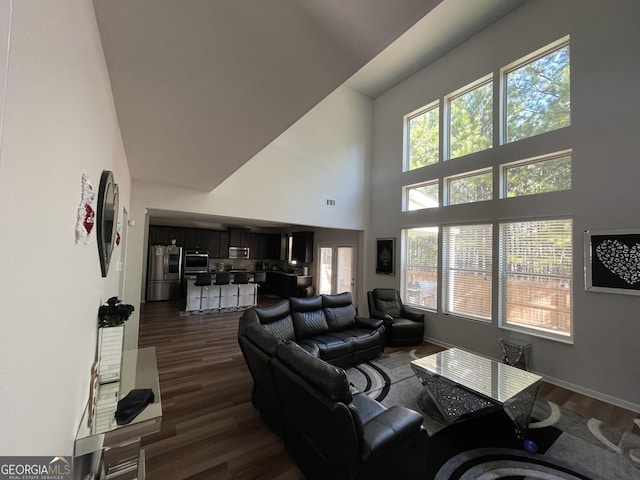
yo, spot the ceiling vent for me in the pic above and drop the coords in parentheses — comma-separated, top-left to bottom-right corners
(325, 198, 336, 207)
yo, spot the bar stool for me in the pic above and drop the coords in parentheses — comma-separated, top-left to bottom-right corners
(232, 272, 250, 309)
(215, 271, 235, 310)
(194, 273, 212, 312)
(251, 272, 266, 306)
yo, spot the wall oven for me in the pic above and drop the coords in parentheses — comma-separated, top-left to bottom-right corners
(184, 250, 209, 274)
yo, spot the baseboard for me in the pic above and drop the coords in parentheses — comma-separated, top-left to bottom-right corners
(422, 335, 640, 414)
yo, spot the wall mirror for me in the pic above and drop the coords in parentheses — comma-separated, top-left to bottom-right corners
(97, 170, 119, 277)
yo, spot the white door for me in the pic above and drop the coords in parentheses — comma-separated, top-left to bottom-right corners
(318, 244, 355, 295)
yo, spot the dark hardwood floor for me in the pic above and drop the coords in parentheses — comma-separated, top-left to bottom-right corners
(138, 298, 639, 479)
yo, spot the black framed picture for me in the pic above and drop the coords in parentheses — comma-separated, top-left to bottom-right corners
(376, 238, 395, 275)
(584, 229, 640, 296)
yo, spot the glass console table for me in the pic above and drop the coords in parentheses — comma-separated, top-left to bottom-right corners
(411, 348, 541, 438)
(74, 347, 162, 480)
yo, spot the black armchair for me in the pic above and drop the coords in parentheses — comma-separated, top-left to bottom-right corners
(367, 288, 425, 346)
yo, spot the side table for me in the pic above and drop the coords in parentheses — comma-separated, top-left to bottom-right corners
(500, 338, 532, 371)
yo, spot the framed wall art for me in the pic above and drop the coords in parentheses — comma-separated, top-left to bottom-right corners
(375, 237, 395, 275)
(584, 229, 640, 296)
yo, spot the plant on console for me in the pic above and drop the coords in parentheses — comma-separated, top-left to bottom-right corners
(98, 296, 135, 328)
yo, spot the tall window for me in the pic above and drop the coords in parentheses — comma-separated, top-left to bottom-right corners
(401, 227, 438, 310)
(399, 37, 574, 342)
(499, 219, 573, 340)
(505, 38, 570, 143)
(448, 79, 493, 159)
(443, 224, 492, 321)
(406, 104, 439, 171)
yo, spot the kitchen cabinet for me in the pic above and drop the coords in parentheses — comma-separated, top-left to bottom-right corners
(149, 226, 185, 246)
(184, 228, 209, 250)
(229, 228, 251, 248)
(291, 231, 314, 263)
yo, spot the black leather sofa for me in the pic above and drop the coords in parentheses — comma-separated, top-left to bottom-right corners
(237, 293, 428, 478)
(272, 341, 428, 480)
(239, 292, 385, 369)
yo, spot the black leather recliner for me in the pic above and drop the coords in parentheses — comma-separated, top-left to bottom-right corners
(367, 288, 425, 346)
(272, 341, 428, 480)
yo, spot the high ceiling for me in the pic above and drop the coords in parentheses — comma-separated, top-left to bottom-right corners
(93, 0, 525, 193)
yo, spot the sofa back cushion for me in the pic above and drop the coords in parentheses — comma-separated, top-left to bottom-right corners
(322, 292, 357, 330)
(290, 296, 330, 339)
(372, 288, 401, 317)
(245, 323, 282, 356)
(276, 341, 351, 403)
(254, 300, 295, 341)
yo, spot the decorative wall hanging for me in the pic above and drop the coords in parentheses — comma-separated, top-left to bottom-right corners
(584, 229, 640, 296)
(75, 174, 95, 245)
(97, 170, 119, 277)
(376, 237, 395, 275)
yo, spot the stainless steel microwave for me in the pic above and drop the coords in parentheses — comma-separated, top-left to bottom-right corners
(229, 246, 250, 259)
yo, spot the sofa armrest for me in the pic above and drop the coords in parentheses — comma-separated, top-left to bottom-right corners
(368, 309, 393, 322)
(400, 307, 425, 323)
(360, 406, 424, 461)
(354, 316, 383, 330)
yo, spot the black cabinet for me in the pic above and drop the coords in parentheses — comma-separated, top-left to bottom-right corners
(149, 225, 185, 246)
(229, 228, 251, 248)
(266, 234, 282, 260)
(291, 231, 314, 263)
(184, 228, 209, 251)
(208, 230, 230, 258)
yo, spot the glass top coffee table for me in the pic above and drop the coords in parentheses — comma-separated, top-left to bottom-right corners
(411, 348, 542, 439)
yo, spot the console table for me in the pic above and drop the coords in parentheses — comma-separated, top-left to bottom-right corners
(74, 347, 162, 480)
(411, 348, 541, 439)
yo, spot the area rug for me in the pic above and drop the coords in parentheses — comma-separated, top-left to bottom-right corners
(345, 349, 640, 480)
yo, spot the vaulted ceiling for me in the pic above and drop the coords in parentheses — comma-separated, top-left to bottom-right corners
(93, 0, 525, 193)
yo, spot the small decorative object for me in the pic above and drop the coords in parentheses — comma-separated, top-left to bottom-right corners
(75, 174, 95, 245)
(376, 238, 395, 275)
(584, 229, 640, 296)
(98, 296, 135, 328)
(523, 439, 538, 454)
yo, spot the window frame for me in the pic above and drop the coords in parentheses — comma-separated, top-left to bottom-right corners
(403, 101, 440, 172)
(403, 179, 440, 212)
(442, 223, 493, 322)
(445, 74, 494, 161)
(500, 149, 572, 199)
(500, 35, 571, 145)
(445, 167, 493, 206)
(498, 217, 574, 342)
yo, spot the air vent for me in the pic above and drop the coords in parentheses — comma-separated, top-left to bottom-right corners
(325, 198, 336, 207)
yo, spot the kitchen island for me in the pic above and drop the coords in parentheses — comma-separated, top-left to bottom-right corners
(263, 271, 313, 299)
(184, 273, 258, 312)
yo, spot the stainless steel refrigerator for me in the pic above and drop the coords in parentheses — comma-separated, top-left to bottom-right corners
(147, 245, 183, 301)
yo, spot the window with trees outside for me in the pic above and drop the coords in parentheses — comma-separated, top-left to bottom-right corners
(401, 227, 438, 310)
(405, 181, 439, 211)
(447, 169, 492, 205)
(405, 104, 439, 171)
(504, 39, 570, 143)
(448, 79, 493, 159)
(400, 36, 573, 341)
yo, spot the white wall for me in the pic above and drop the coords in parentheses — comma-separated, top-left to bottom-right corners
(123, 85, 372, 349)
(0, 0, 131, 455)
(367, 0, 640, 410)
